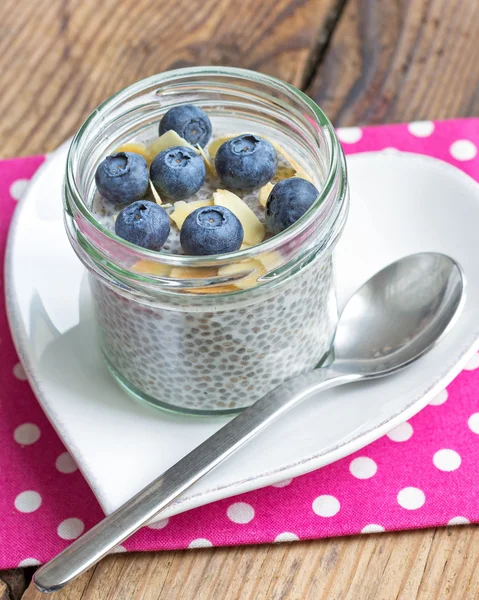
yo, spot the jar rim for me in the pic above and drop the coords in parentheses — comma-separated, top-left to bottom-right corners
(65, 66, 347, 272)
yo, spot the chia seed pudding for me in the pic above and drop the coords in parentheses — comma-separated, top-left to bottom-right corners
(64, 68, 349, 414)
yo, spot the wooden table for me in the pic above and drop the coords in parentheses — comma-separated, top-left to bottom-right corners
(1, 1, 478, 598)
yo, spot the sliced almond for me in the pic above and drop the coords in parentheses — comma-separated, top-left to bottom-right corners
(190, 284, 238, 295)
(170, 198, 214, 230)
(268, 140, 314, 183)
(133, 263, 234, 293)
(133, 260, 170, 276)
(213, 189, 265, 246)
(115, 142, 153, 164)
(169, 265, 236, 294)
(207, 134, 241, 158)
(218, 251, 282, 290)
(169, 266, 218, 279)
(258, 181, 274, 208)
(258, 250, 283, 271)
(147, 130, 199, 160)
(149, 179, 162, 204)
(218, 259, 266, 290)
(196, 144, 217, 177)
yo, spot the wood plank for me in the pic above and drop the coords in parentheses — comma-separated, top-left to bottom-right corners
(3, 1, 479, 599)
(0, 570, 28, 600)
(307, 0, 479, 125)
(0, 0, 342, 158)
(22, 526, 479, 599)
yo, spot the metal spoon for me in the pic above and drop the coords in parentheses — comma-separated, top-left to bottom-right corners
(34, 252, 464, 593)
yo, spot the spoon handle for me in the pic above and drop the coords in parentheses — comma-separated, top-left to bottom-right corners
(34, 367, 357, 593)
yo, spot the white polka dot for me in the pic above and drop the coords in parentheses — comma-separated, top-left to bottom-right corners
(450, 140, 477, 161)
(361, 524, 385, 534)
(430, 389, 448, 405)
(57, 518, 85, 540)
(14, 423, 40, 445)
(382, 147, 400, 154)
(188, 538, 213, 549)
(55, 452, 78, 474)
(18, 558, 41, 567)
(227, 502, 255, 524)
(147, 517, 169, 530)
(13, 362, 27, 381)
(14, 491, 42, 513)
(9, 179, 29, 201)
(274, 532, 299, 543)
(397, 487, 425, 510)
(433, 449, 461, 472)
(407, 121, 435, 137)
(337, 127, 363, 144)
(112, 545, 127, 553)
(271, 478, 293, 488)
(312, 495, 341, 517)
(468, 413, 479, 434)
(448, 516, 470, 526)
(387, 421, 413, 442)
(464, 353, 479, 370)
(349, 457, 377, 479)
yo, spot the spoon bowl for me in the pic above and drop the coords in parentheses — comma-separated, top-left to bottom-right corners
(34, 252, 465, 593)
(333, 252, 464, 376)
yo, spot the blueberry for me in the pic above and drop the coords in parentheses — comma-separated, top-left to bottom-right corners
(159, 104, 212, 147)
(180, 206, 244, 256)
(265, 177, 319, 234)
(115, 201, 170, 250)
(150, 146, 206, 201)
(95, 152, 149, 205)
(215, 134, 277, 191)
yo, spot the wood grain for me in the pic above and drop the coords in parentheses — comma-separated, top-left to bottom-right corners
(308, 0, 479, 125)
(0, 0, 342, 158)
(0, 569, 28, 600)
(22, 526, 479, 600)
(2, 0, 479, 598)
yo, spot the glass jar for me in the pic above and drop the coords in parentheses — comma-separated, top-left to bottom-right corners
(63, 66, 349, 415)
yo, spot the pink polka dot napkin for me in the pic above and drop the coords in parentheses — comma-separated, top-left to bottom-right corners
(1, 119, 479, 569)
